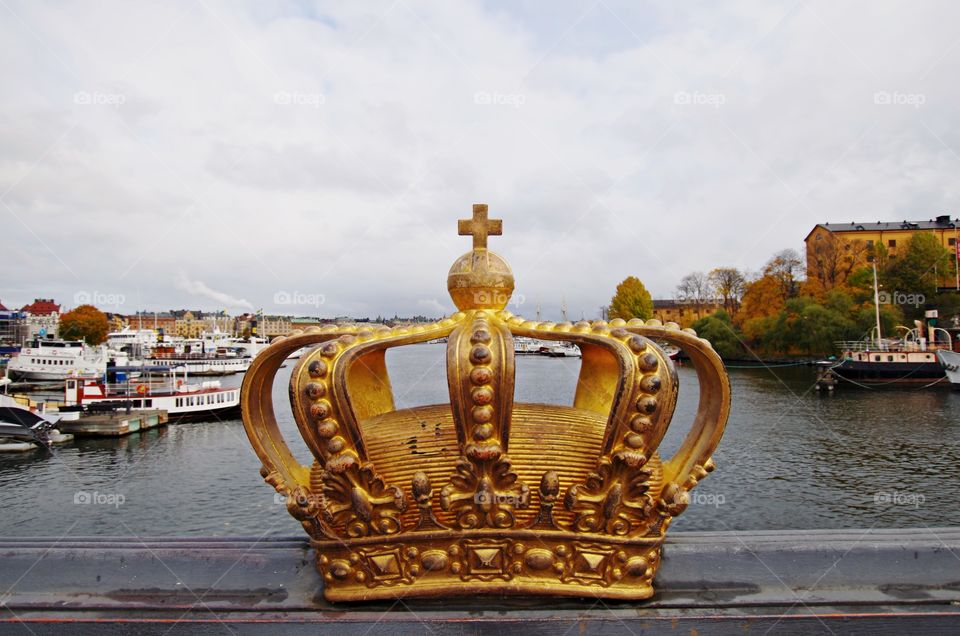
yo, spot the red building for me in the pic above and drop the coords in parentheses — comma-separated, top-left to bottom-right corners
(20, 299, 61, 315)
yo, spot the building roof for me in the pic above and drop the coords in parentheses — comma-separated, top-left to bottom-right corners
(810, 216, 957, 236)
(20, 299, 60, 315)
(0, 300, 6, 311)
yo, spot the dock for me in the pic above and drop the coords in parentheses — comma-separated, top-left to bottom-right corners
(56, 409, 168, 437)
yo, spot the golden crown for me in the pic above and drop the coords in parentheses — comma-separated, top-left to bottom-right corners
(241, 204, 730, 601)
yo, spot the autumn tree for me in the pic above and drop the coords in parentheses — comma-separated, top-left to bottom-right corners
(708, 267, 746, 316)
(59, 304, 109, 345)
(806, 233, 869, 293)
(609, 276, 653, 321)
(764, 249, 804, 303)
(676, 271, 714, 315)
(738, 274, 786, 326)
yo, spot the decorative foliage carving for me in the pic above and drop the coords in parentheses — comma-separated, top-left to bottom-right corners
(565, 454, 655, 536)
(320, 460, 406, 538)
(440, 455, 529, 529)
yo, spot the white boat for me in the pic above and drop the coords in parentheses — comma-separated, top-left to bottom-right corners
(106, 328, 160, 355)
(214, 335, 269, 359)
(937, 349, 960, 389)
(514, 337, 545, 355)
(139, 340, 252, 376)
(5, 339, 128, 382)
(541, 342, 582, 358)
(63, 366, 240, 421)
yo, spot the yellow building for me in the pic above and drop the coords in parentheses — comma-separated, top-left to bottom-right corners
(805, 215, 959, 290)
(652, 299, 723, 328)
(175, 311, 206, 338)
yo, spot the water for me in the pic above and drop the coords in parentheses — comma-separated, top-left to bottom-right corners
(1, 343, 958, 538)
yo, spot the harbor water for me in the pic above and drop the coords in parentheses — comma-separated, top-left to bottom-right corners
(1, 343, 958, 537)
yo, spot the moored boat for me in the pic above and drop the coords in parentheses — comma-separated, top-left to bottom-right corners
(821, 318, 952, 388)
(5, 338, 128, 381)
(937, 349, 960, 389)
(0, 384, 69, 451)
(514, 337, 545, 355)
(541, 342, 582, 358)
(63, 366, 240, 421)
(140, 343, 251, 376)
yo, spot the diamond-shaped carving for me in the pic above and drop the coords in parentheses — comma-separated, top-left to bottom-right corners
(571, 548, 612, 581)
(467, 544, 507, 575)
(367, 550, 402, 581)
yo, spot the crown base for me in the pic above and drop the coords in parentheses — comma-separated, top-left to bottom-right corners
(313, 530, 662, 601)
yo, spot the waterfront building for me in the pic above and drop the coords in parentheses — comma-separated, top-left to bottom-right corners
(235, 314, 296, 338)
(18, 298, 60, 341)
(653, 298, 723, 328)
(175, 311, 205, 338)
(805, 215, 960, 291)
(0, 302, 28, 345)
(124, 312, 178, 336)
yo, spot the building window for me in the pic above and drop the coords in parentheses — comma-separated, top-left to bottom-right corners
(950, 238, 957, 246)
(866, 240, 874, 247)
(888, 239, 897, 247)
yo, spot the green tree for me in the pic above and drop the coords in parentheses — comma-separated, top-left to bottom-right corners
(767, 296, 858, 356)
(882, 233, 953, 315)
(59, 304, 109, 345)
(609, 276, 653, 321)
(691, 311, 742, 359)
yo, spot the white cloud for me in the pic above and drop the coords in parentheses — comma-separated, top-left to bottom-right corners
(2, 1, 960, 319)
(174, 272, 252, 310)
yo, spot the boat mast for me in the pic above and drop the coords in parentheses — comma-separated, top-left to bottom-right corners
(871, 258, 883, 349)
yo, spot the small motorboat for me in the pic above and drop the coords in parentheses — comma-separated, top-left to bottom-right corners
(0, 406, 55, 450)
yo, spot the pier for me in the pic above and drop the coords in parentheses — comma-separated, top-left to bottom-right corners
(56, 409, 168, 437)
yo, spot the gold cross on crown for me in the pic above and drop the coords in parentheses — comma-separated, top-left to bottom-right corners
(458, 203, 502, 250)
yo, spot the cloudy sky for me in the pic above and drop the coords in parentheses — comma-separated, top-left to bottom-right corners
(2, 1, 959, 320)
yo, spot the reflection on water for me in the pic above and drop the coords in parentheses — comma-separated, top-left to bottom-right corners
(1, 343, 958, 537)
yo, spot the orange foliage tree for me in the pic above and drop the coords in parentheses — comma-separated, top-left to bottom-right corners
(59, 304, 109, 345)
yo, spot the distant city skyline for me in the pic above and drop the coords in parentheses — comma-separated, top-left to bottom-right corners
(4, 1, 960, 322)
